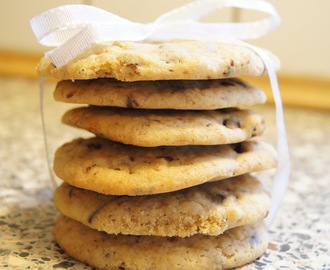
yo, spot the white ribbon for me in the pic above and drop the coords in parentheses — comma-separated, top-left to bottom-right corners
(30, 0, 290, 227)
(30, 0, 280, 68)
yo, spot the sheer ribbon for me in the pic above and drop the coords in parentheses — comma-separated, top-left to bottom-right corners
(30, 0, 290, 227)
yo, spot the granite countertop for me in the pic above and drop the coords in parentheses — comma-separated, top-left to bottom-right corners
(0, 76, 329, 269)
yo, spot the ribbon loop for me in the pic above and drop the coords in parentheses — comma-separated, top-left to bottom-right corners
(30, 4, 132, 46)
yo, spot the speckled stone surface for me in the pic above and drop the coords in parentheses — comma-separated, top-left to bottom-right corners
(0, 76, 329, 269)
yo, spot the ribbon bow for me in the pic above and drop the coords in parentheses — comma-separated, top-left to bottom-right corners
(30, 0, 280, 68)
(30, 0, 290, 227)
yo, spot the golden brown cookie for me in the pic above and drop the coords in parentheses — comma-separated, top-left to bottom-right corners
(54, 174, 270, 237)
(38, 40, 265, 81)
(53, 137, 277, 195)
(55, 215, 268, 270)
(54, 78, 266, 110)
(62, 107, 266, 147)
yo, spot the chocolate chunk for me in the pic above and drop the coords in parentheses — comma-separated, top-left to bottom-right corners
(223, 117, 241, 129)
(88, 203, 109, 223)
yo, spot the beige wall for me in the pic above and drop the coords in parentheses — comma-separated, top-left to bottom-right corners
(1, 0, 329, 78)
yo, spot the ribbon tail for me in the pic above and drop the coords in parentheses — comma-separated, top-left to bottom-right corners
(251, 47, 291, 227)
(265, 64, 291, 227)
(39, 75, 58, 190)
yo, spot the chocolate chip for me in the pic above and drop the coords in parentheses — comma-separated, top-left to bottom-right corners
(230, 59, 235, 66)
(232, 143, 244, 154)
(118, 261, 128, 270)
(166, 237, 177, 243)
(156, 156, 175, 162)
(218, 80, 237, 87)
(105, 252, 112, 258)
(213, 192, 227, 203)
(125, 63, 139, 68)
(85, 164, 96, 173)
(222, 65, 232, 76)
(126, 97, 139, 108)
(125, 63, 140, 75)
(65, 91, 74, 99)
(251, 127, 258, 137)
(87, 142, 102, 150)
(68, 188, 74, 198)
(223, 117, 241, 129)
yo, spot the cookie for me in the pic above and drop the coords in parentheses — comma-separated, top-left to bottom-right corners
(55, 215, 268, 270)
(53, 137, 277, 195)
(62, 107, 266, 147)
(54, 78, 266, 110)
(54, 174, 270, 237)
(38, 40, 265, 81)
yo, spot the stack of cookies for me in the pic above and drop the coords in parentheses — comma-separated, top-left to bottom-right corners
(39, 40, 277, 269)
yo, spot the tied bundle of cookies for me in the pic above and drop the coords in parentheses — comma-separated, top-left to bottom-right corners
(31, 1, 287, 269)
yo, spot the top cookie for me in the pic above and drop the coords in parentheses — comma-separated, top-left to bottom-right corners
(38, 40, 265, 81)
